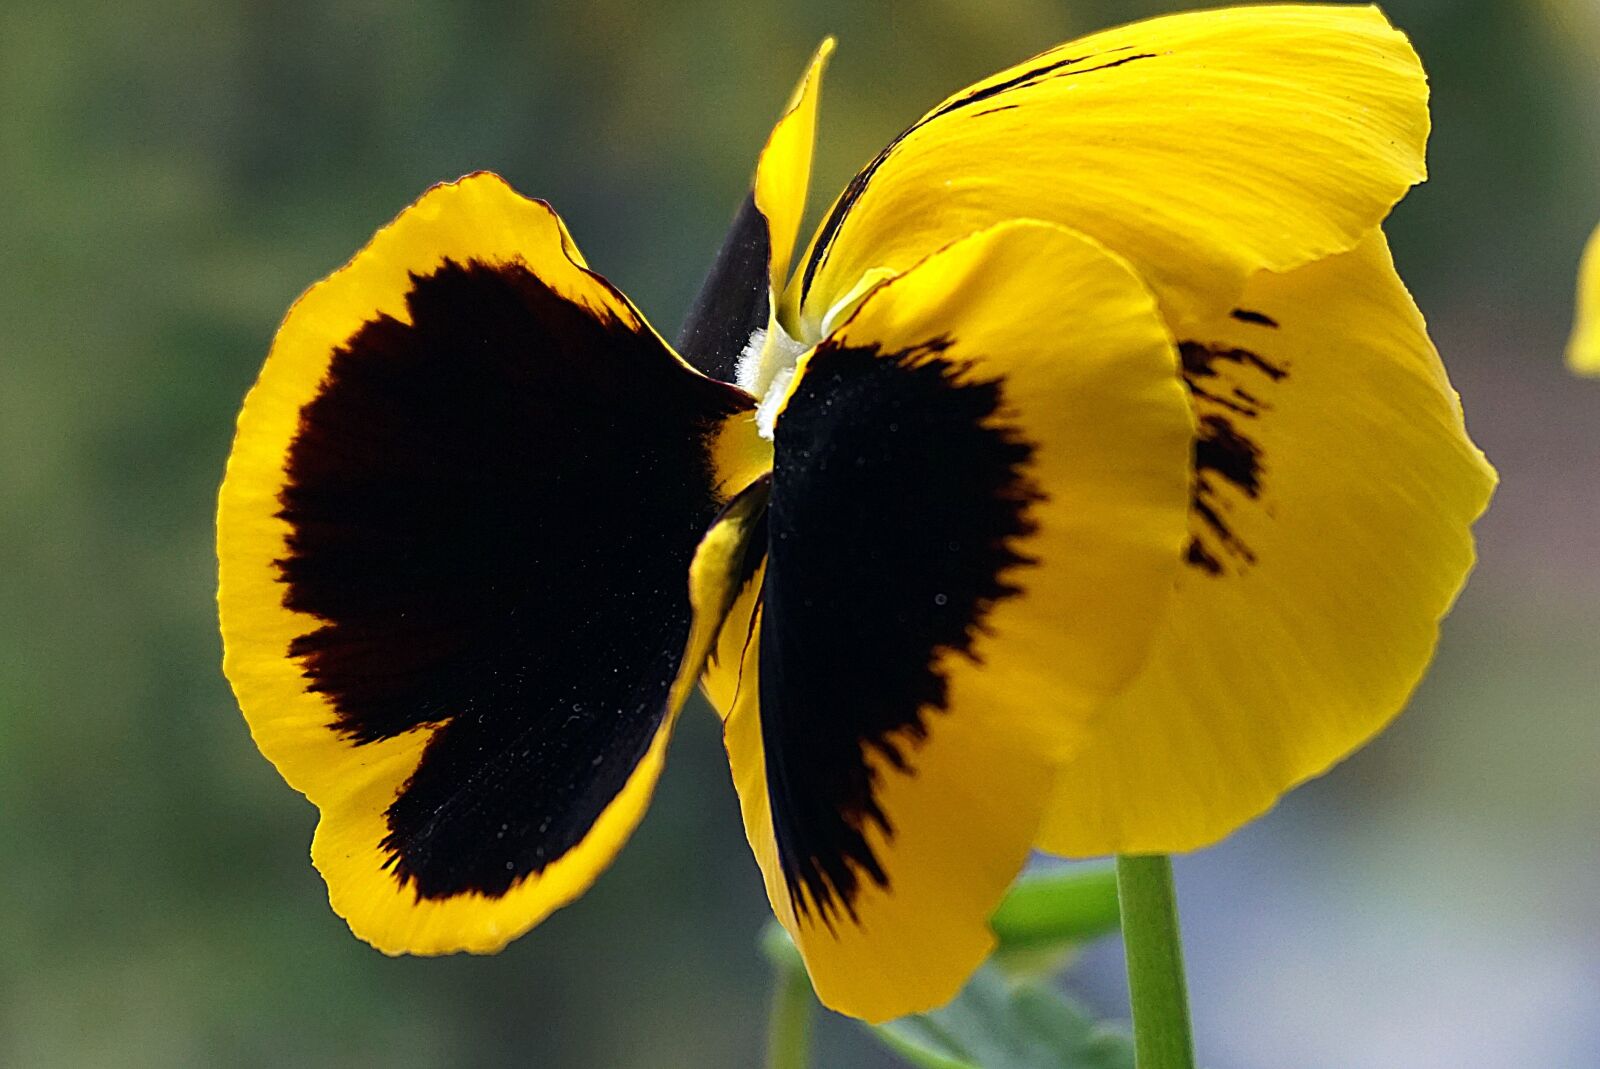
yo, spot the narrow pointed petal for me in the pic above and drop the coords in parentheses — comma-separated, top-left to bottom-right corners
(677, 40, 834, 380)
(758, 39, 834, 300)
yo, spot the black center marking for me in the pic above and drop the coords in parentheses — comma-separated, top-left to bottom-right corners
(759, 339, 1042, 923)
(277, 258, 751, 899)
(1179, 340, 1289, 576)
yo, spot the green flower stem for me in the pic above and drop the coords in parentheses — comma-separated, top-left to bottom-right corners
(1116, 854, 1197, 1069)
(765, 934, 815, 1069)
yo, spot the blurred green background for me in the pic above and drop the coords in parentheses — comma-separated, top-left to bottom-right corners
(3, 0, 1597, 1065)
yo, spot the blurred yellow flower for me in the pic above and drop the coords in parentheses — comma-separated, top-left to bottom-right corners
(1569, 223, 1600, 373)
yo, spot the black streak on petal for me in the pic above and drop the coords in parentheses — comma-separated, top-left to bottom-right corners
(1178, 341, 1288, 576)
(277, 258, 751, 899)
(928, 49, 1155, 123)
(1194, 414, 1264, 498)
(1229, 308, 1279, 328)
(1180, 340, 1288, 389)
(759, 339, 1042, 924)
(798, 50, 1157, 303)
(927, 51, 1104, 119)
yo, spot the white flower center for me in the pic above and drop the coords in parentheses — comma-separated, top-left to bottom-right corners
(733, 272, 894, 440)
(735, 319, 810, 440)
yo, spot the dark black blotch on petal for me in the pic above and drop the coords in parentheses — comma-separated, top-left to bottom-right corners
(759, 339, 1042, 923)
(1178, 340, 1289, 576)
(1194, 414, 1264, 499)
(277, 258, 751, 899)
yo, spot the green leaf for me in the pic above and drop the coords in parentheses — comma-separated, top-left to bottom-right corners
(989, 864, 1121, 979)
(760, 866, 1128, 1068)
(760, 918, 805, 971)
(871, 967, 1134, 1069)
(991, 864, 1121, 953)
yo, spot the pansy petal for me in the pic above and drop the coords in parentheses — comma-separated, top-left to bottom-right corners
(792, 4, 1427, 335)
(705, 221, 1195, 1020)
(670, 474, 772, 718)
(1039, 230, 1497, 857)
(218, 172, 754, 954)
(1568, 222, 1600, 374)
(757, 39, 834, 299)
(677, 40, 833, 381)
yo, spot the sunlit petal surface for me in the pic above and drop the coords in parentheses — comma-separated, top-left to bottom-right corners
(790, 5, 1428, 336)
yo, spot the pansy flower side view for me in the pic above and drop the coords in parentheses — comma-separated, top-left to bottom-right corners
(218, 4, 1494, 1021)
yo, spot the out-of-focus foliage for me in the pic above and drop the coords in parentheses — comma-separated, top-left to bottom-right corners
(873, 867, 1130, 1068)
(2, 2, 1596, 1066)
(875, 969, 1133, 1069)
(763, 866, 1128, 1068)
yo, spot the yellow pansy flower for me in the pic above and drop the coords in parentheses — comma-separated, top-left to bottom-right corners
(218, 4, 1494, 1024)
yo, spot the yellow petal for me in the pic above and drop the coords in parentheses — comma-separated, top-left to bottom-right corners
(1039, 230, 1497, 857)
(217, 172, 755, 955)
(670, 474, 772, 718)
(792, 4, 1428, 336)
(758, 38, 834, 299)
(678, 40, 833, 380)
(1568, 222, 1600, 374)
(705, 221, 1195, 1020)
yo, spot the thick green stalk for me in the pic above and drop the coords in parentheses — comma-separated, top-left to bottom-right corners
(1116, 854, 1197, 1069)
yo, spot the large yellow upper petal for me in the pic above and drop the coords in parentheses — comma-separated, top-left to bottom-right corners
(1039, 230, 1496, 856)
(790, 5, 1428, 337)
(1569, 222, 1600, 374)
